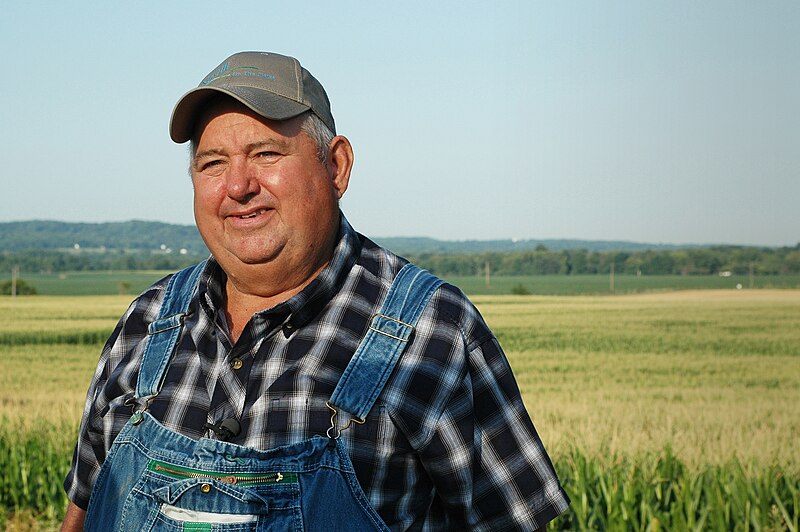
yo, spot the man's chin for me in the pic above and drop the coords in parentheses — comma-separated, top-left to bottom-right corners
(228, 252, 280, 266)
(213, 242, 284, 269)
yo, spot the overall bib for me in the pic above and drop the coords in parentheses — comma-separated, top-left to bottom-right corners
(84, 263, 443, 531)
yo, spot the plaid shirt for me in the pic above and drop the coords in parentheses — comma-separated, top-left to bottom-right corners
(65, 216, 569, 530)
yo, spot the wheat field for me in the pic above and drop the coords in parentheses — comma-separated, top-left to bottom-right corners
(475, 290, 800, 474)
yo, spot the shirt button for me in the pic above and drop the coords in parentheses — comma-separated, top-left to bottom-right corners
(230, 358, 243, 370)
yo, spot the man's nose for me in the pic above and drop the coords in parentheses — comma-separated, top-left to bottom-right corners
(225, 159, 259, 200)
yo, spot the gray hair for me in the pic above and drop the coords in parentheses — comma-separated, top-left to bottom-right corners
(188, 111, 334, 172)
(299, 112, 335, 165)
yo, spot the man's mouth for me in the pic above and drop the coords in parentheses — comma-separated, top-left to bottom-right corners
(238, 209, 268, 219)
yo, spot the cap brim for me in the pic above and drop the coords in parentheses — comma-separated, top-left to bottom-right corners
(169, 85, 311, 143)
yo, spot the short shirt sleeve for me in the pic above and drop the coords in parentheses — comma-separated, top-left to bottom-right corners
(391, 285, 570, 530)
(423, 335, 569, 529)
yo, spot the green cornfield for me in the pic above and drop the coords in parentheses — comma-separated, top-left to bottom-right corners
(2, 425, 797, 531)
(0, 420, 75, 527)
(1, 289, 799, 530)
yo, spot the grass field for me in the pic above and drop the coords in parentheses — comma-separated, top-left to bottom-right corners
(9, 271, 171, 296)
(1, 289, 798, 529)
(450, 273, 800, 295)
(7, 270, 800, 296)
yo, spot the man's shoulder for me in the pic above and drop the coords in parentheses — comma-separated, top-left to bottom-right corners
(123, 260, 214, 325)
(351, 232, 407, 278)
(356, 234, 492, 344)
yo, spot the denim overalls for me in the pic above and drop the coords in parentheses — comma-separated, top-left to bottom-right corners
(84, 262, 443, 531)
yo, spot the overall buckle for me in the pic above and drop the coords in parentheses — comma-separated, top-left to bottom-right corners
(325, 401, 365, 440)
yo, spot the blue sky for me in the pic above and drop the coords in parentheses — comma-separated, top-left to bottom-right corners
(2, 1, 798, 246)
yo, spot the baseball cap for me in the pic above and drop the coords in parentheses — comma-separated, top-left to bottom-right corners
(169, 51, 335, 143)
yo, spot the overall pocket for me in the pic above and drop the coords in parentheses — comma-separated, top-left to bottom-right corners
(122, 459, 302, 531)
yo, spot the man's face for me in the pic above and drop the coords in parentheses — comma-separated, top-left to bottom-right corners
(191, 100, 346, 278)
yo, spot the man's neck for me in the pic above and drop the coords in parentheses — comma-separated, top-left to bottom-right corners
(216, 218, 343, 342)
(222, 261, 326, 343)
(220, 235, 336, 342)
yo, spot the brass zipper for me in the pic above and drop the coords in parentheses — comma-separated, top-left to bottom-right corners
(149, 461, 293, 485)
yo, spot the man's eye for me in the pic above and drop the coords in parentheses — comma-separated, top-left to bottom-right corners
(257, 151, 279, 158)
(197, 160, 224, 173)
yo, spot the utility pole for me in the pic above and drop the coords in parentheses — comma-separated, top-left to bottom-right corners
(484, 261, 491, 288)
(749, 262, 754, 288)
(11, 266, 19, 299)
(609, 262, 615, 293)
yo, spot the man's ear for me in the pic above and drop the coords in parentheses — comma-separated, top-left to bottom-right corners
(326, 135, 354, 199)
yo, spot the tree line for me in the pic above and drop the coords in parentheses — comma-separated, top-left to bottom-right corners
(408, 245, 800, 276)
(2, 244, 799, 277)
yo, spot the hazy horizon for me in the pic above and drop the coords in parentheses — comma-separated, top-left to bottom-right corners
(3, 218, 793, 249)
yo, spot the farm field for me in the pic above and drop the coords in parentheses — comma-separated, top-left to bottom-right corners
(451, 273, 800, 295)
(8, 271, 172, 296)
(0, 290, 799, 529)
(7, 270, 800, 296)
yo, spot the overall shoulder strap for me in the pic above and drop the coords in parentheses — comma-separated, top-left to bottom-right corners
(135, 260, 207, 404)
(328, 263, 444, 423)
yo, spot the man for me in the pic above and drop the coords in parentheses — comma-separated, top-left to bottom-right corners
(62, 51, 569, 531)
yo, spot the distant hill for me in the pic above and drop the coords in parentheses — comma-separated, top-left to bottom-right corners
(0, 220, 703, 255)
(0, 220, 208, 254)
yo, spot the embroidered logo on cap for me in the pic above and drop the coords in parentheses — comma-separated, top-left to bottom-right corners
(201, 62, 276, 86)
